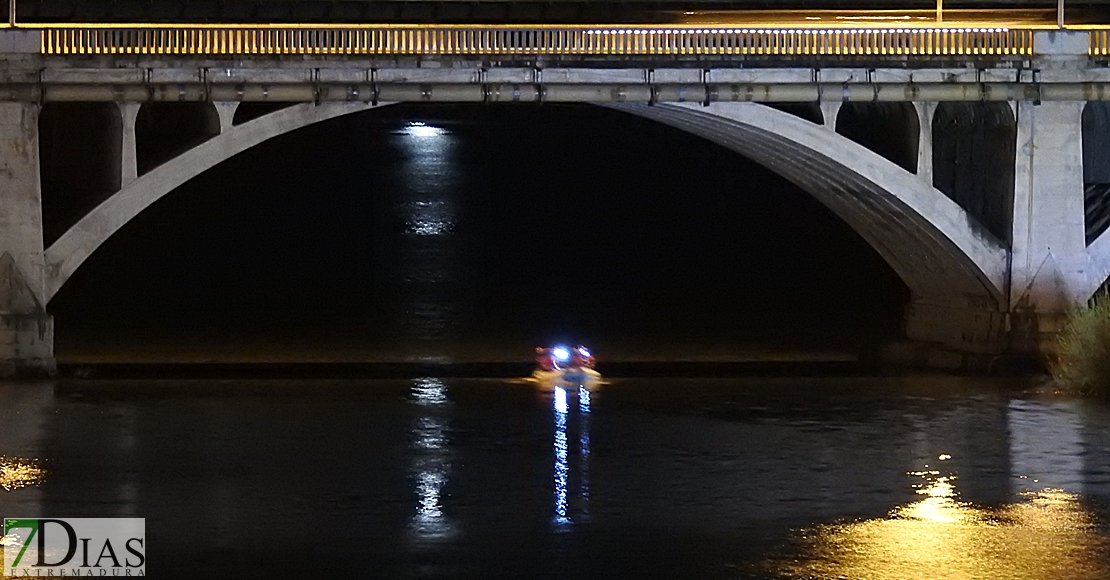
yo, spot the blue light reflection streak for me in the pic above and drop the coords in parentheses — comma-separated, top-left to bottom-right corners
(552, 385, 592, 528)
(553, 387, 570, 527)
(579, 385, 591, 521)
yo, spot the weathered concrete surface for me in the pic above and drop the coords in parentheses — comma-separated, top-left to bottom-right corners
(1009, 99, 1110, 355)
(0, 102, 54, 376)
(1087, 230, 1110, 300)
(118, 102, 140, 187)
(1006, 33, 1092, 355)
(610, 101, 1009, 353)
(0, 31, 39, 55)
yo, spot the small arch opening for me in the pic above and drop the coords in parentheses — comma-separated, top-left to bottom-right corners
(233, 102, 301, 126)
(39, 102, 122, 246)
(136, 102, 220, 175)
(1083, 102, 1110, 245)
(835, 102, 918, 174)
(932, 102, 1016, 245)
(763, 102, 823, 125)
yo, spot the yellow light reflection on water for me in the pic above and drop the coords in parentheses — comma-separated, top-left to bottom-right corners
(770, 470, 1110, 580)
(0, 457, 45, 491)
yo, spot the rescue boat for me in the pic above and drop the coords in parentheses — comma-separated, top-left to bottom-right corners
(532, 345, 601, 388)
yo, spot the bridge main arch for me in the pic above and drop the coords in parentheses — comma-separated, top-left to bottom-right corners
(43, 100, 1009, 351)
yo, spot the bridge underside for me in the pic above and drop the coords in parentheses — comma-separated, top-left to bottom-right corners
(611, 103, 1010, 353)
(1, 96, 1013, 374)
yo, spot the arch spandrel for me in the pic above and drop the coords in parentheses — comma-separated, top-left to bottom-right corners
(44, 102, 374, 301)
(607, 102, 1007, 307)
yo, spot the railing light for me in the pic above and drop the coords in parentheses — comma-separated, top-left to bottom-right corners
(32, 25, 1045, 57)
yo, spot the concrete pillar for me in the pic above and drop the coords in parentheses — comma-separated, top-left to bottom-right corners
(0, 102, 54, 377)
(118, 102, 140, 187)
(903, 297, 1007, 357)
(1003, 31, 1092, 355)
(1009, 99, 1087, 354)
(914, 101, 935, 184)
(819, 101, 841, 131)
(213, 102, 239, 134)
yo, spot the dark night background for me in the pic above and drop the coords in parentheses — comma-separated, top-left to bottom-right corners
(8, 0, 1100, 26)
(47, 104, 907, 362)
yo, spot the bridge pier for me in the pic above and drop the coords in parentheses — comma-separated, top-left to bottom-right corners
(1009, 99, 1089, 355)
(0, 102, 54, 377)
(903, 298, 1007, 356)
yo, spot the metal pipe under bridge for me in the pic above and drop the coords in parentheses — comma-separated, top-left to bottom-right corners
(5, 81, 1110, 103)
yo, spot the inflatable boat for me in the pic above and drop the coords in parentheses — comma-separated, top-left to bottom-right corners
(532, 345, 601, 388)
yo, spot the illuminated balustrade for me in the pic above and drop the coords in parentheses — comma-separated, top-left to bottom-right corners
(35, 25, 1039, 57)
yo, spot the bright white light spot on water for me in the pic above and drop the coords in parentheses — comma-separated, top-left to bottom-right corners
(409, 220, 449, 235)
(412, 378, 448, 406)
(553, 393, 570, 526)
(408, 378, 454, 542)
(939, 454, 952, 461)
(404, 201, 454, 236)
(416, 470, 446, 520)
(554, 386, 569, 413)
(401, 122, 446, 138)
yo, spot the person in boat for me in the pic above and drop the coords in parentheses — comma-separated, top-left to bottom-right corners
(535, 347, 557, 372)
(571, 345, 595, 369)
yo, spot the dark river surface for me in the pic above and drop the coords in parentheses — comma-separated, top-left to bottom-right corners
(1, 377, 1109, 579)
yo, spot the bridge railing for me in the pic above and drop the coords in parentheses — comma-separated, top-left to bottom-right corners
(39, 26, 1034, 57)
(1091, 30, 1110, 56)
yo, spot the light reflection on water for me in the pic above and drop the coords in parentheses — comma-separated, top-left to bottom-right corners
(394, 121, 463, 348)
(1, 378, 1109, 578)
(408, 378, 455, 542)
(0, 457, 45, 491)
(553, 389, 570, 527)
(578, 385, 591, 523)
(552, 385, 593, 528)
(772, 467, 1110, 580)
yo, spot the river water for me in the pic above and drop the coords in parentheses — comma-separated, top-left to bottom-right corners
(25, 101, 1110, 579)
(1, 376, 1108, 579)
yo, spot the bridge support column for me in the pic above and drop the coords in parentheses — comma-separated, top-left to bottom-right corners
(819, 101, 841, 131)
(213, 102, 239, 133)
(119, 102, 140, 186)
(914, 101, 935, 184)
(903, 296, 1006, 355)
(0, 102, 54, 377)
(1009, 99, 1088, 355)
